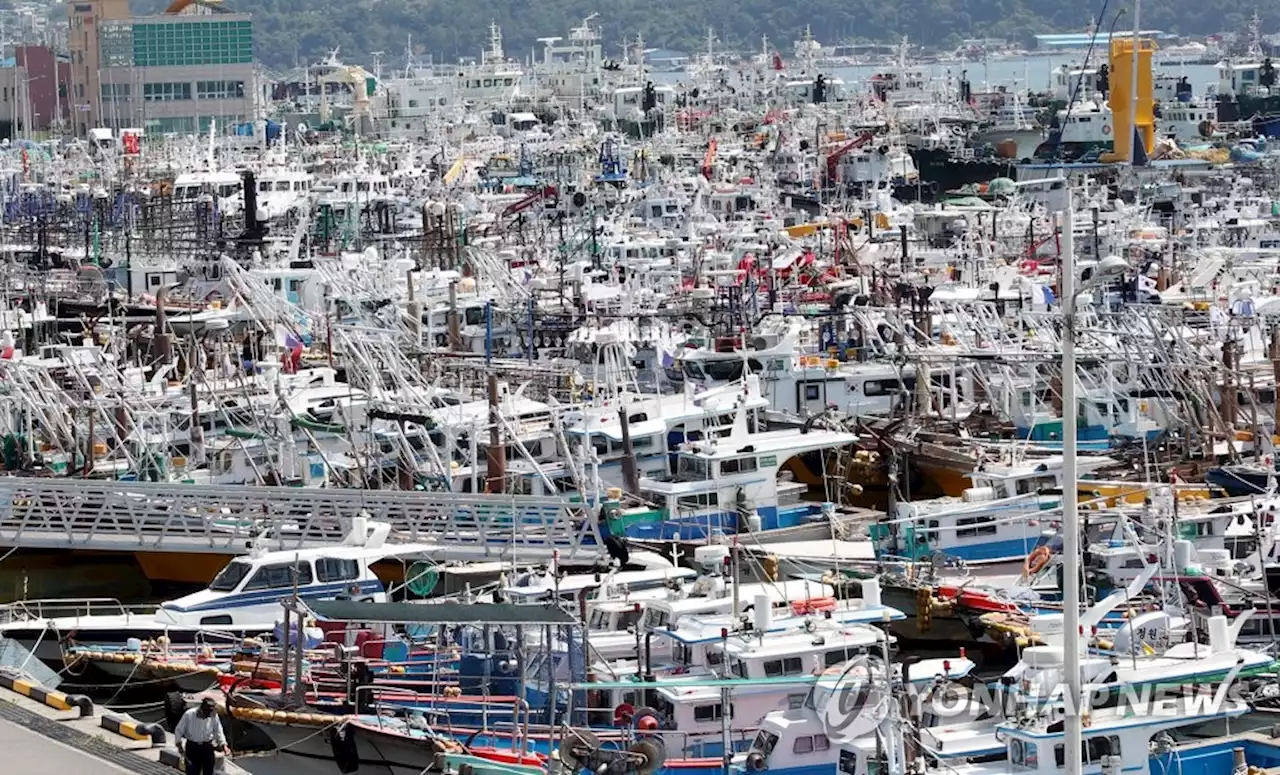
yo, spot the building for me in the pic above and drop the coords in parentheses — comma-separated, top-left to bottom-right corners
(68, 0, 254, 136)
(0, 45, 73, 137)
(1032, 32, 1176, 51)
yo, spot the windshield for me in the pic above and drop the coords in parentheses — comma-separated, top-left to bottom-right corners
(677, 456, 710, 481)
(208, 560, 252, 592)
(751, 729, 779, 757)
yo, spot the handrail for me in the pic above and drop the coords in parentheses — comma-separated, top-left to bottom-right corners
(0, 477, 602, 559)
(0, 597, 142, 623)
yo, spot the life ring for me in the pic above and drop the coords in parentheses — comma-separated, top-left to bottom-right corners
(791, 596, 837, 616)
(1025, 545, 1052, 576)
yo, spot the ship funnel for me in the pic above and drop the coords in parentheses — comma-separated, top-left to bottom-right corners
(754, 594, 773, 632)
(1207, 615, 1230, 654)
(861, 578, 882, 607)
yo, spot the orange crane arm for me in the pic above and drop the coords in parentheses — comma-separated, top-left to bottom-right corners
(502, 185, 558, 217)
(701, 137, 718, 180)
(825, 132, 876, 182)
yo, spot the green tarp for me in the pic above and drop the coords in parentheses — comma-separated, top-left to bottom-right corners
(306, 600, 576, 625)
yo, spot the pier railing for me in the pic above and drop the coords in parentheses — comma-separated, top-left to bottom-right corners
(0, 478, 602, 560)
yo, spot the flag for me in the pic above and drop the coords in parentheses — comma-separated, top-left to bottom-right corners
(1030, 284, 1056, 306)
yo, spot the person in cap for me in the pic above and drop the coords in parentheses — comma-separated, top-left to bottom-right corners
(174, 696, 230, 775)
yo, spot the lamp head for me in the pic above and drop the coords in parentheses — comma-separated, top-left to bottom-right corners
(1078, 255, 1128, 291)
(1096, 254, 1129, 278)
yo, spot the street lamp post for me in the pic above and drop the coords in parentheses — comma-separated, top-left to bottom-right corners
(1060, 195, 1128, 774)
(1061, 198, 1084, 775)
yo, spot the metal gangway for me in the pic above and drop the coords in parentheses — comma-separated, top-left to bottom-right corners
(0, 477, 603, 561)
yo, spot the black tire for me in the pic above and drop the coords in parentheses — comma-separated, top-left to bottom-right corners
(163, 692, 186, 731)
(330, 727, 360, 773)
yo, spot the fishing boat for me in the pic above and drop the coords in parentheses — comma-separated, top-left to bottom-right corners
(0, 521, 425, 667)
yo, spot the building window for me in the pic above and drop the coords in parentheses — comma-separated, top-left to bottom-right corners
(132, 19, 252, 68)
(145, 116, 196, 134)
(143, 82, 192, 102)
(101, 83, 132, 102)
(197, 80, 244, 100)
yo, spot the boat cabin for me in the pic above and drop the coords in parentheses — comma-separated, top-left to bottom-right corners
(743, 655, 976, 775)
(646, 625, 885, 757)
(173, 171, 242, 202)
(155, 521, 422, 628)
(990, 697, 1247, 775)
(636, 421, 856, 540)
(1217, 61, 1271, 98)
(613, 84, 675, 117)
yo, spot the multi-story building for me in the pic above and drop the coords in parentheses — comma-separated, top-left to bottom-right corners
(0, 45, 74, 137)
(68, 0, 254, 136)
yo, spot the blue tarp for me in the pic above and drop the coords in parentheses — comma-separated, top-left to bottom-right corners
(233, 120, 283, 141)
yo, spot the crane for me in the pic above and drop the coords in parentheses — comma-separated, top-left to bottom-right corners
(701, 137, 718, 181)
(824, 132, 876, 185)
(502, 185, 559, 218)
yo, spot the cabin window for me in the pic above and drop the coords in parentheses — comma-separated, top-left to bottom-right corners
(838, 750, 857, 775)
(720, 457, 758, 475)
(316, 558, 360, 583)
(200, 615, 233, 626)
(863, 379, 897, 397)
(1015, 477, 1052, 495)
(694, 703, 730, 722)
(706, 648, 724, 667)
(1053, 736, 1119, 767)
(675, 457, 706, 481)
(805, 385, 821, 401)
(794, 736, 815, 754)
(824, 648, 857, 667)
(208, 560, 252, 591)
(764, 656, 805, 677)
(243, 561, 314, 590)
(673, 642, 694, 665)
(787, 693, 806, 710)
(677, 493, 719, 510)
(752, 729, 780, 758)
(730, 659, 747, 678)
(956, 516, 998, 538)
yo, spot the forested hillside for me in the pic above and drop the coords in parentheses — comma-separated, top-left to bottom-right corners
(128, 0, 1275, 71)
